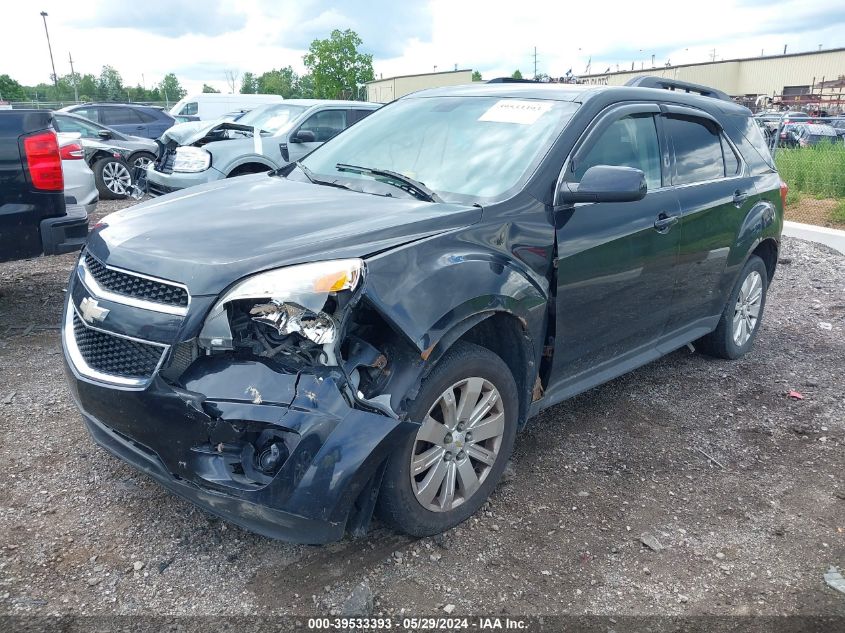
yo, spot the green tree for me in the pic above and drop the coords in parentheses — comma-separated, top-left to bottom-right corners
(97, 65, 124, 101)
(0, 74, 27, 101)
(240, 72, 258, 94)
(157, 73, 187, 103)
(257, 66, 299, 98)
(127, 84, 148, 102)
(471, 70, 482, 82)
(295, 73, 314, 99)
(202, 83, 220, 93)
(302, 29, 374, 99)
(511, 69, 523, 80)
(77, 74, 97, 101)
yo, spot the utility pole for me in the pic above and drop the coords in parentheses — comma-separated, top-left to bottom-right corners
(39, 11, 59, 94)
(533, 46, 538, 78)
(710, 48, 717, 62)
(68, 51, 78, 101)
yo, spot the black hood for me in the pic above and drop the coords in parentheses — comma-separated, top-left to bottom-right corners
(87, 174, 481, 296)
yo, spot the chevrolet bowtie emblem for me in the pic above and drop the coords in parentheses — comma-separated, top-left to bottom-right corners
(80, 297, 110, 324)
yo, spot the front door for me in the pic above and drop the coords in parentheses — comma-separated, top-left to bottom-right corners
(549, 107, 681, 394)
(287, 109, 348, 164)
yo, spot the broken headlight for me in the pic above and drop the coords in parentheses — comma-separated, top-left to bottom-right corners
(198, 259, 364, 352)
(173, 146, 211, 172)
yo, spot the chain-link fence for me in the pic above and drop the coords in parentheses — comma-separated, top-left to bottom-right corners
(763, 117, 845, 228)
(5, 100, 172, 111)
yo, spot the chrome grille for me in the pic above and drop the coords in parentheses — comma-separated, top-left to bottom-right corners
(72, 311, 165, 380)
(84, 252, 189, 308)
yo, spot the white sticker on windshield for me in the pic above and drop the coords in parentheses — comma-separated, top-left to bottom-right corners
(479, 100, 553, 124)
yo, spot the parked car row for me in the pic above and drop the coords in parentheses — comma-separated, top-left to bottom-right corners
(754, 114, 845, 148)
(139, 100, 379, 196)
(46, 97, 381, 199)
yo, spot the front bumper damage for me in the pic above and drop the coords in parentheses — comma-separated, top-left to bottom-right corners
(64, 354, 417, 543)
(62, 253, 419, 543)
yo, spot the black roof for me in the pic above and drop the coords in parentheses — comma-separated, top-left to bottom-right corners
(403, 81, 751, 115)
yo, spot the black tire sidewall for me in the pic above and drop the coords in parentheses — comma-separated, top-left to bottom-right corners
(376, 342, 519, 537)
(720, 255, 769, 358)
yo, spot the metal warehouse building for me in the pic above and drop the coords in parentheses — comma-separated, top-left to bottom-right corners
(578, 47, 845, 110)
(366, 69, 474, 103)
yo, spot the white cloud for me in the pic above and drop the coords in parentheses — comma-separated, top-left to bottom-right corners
(2, 0, 843, 97)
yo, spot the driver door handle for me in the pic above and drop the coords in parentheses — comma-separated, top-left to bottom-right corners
(654, 213, 679, 233)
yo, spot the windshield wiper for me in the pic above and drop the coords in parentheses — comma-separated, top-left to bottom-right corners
(296, 161, 353, 191)
(335, 163, 443, 203)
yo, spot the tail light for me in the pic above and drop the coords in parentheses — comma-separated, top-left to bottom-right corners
(59, 142, 84, 160)
(780, 181, 789, 209)
(22, 130, 64, 191)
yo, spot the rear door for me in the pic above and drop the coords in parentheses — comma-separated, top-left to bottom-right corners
(347, 108, 375, 126)
(100, 106, 148, 137)
(661, 107, 759, 331)
(549, 104, 681, 389)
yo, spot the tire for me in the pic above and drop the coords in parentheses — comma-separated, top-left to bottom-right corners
(93, 156, 132, 199)
(227, 164, 270, 178)
(129, 152, 156, 171)
(697, 254, 768, 359)
(375, 341, 519, 537)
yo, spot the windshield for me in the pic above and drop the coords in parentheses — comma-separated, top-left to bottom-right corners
(300, 96, 579, 203)
(238, 104, 307, 134)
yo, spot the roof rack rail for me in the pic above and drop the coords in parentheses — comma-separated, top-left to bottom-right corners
(486, 77, 539, 84)
(625, 76, 732, 102)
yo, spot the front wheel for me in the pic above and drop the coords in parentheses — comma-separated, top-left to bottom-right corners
(130, 152, 156, 171)
(375, 342, 518, 537)
(697, 254, 769, 359)
(93, 156, 132, 199)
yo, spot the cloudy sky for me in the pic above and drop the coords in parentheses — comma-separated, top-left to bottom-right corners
(3, 0, 845, 94)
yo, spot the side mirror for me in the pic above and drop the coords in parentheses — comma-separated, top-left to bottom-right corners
(291, 129, 316, 143)
(558, 165, 647, 204)
(97, 129, 112, 139)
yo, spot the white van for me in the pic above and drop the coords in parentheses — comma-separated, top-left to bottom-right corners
(169, 94, 285, 121)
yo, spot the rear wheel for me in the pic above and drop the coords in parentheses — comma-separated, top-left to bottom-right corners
(697, 254, 768, 359)
(375, 342, 518, 537)
(93, 156, 132, 199)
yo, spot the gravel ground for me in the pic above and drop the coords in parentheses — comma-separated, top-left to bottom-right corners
(0, 198, 843, 618)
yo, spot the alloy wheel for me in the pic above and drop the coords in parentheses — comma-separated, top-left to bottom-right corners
(733, 270, 763, 346)
(103, 161, 131, 196)
(410, 377, 505, 512)
(133, 155, 152, 170)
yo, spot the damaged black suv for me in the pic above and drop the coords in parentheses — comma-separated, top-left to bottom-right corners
(63, 77, 784, 543)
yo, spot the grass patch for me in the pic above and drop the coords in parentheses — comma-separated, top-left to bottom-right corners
(775, 144, 845, 199)
(833, 199, 845, 224)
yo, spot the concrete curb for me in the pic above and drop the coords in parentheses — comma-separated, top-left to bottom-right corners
(783, 221, 845, 255)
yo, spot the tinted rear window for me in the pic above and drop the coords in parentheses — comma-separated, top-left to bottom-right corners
(101, 107, 143, 125)
(135, 109, 158, 123)
(665, 115, 725, 185)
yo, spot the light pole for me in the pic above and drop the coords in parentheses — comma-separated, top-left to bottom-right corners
(40, 11, 59, 95)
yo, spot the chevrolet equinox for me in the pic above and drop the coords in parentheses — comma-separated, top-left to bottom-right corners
(62, 77, 785, 543)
